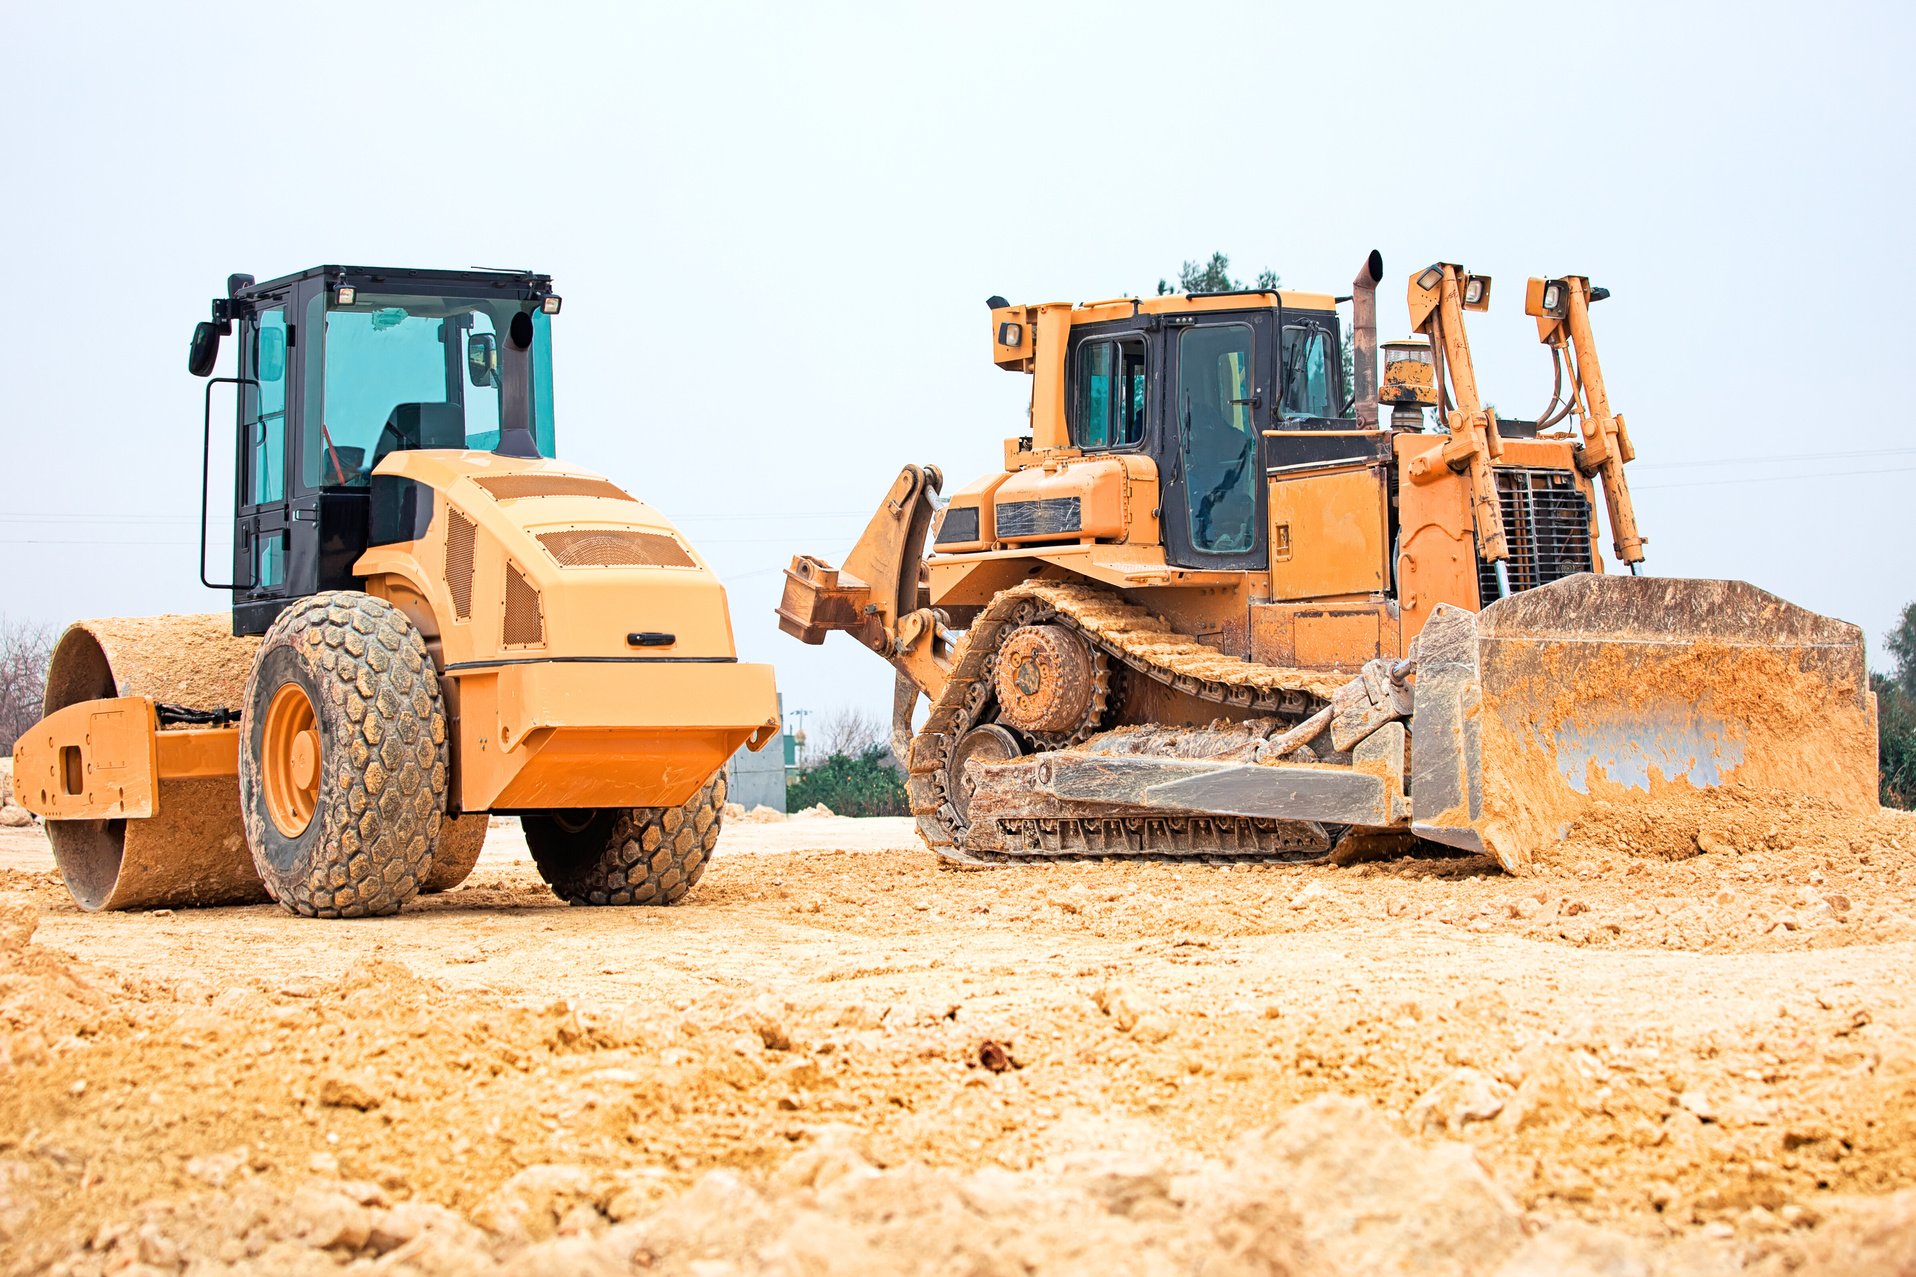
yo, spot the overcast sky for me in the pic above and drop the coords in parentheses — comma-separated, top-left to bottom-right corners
(3, 2, 1912, 727)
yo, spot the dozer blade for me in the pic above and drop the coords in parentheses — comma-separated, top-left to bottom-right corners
(1410, 574, 1878, 873)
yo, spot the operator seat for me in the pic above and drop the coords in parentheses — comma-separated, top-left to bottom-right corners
(369, 402, 466, 472)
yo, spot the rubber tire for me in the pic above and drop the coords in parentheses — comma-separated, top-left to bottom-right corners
(238, 592, 448, 918)
(422, 813, 488, 894)
(524, 773, 725, 906)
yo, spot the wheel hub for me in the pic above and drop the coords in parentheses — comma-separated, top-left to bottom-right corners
(261, 682, 319, 839)
(993, 624, 1099, 735)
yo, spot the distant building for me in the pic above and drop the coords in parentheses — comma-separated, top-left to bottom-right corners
(723, 693, 790, 813)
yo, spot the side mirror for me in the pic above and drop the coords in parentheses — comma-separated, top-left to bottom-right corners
(188, 322, 222, 377)
(258, 327, 286, 382)
(466, 332, 499, 387)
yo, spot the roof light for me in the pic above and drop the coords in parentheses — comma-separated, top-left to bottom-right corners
(1415, 266, 1444, 291)
(1541, 281, 1563, 313)
(1464, 277, 1486, 305)
(540, 295, 562, 315)
(333, 285, 356, 306)
(997, 321, 1023, 347)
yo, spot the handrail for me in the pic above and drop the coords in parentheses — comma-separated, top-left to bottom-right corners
(200, 376, 259, 591)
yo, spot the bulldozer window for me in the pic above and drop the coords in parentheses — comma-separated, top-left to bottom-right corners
(1279, 323, 1335, 419)
(1070, 336, 1147, 449)
(303, 295, 555, 490)
(1178, 324, 1259, 554)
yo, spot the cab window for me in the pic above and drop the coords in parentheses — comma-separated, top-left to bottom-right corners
(1280, 322, 1337, 418)
(1178, 323, 1259, 555)
(1070, 336, 1146, 449)
(302, 294, 555, 490)
(243, 308, 288, 506)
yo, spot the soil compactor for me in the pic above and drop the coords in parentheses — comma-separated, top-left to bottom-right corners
(780, 253, 1878, 869)
(12, 266, 779, 916)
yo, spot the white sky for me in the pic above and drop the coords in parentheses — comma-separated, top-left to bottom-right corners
(3, 2, 1913, 727)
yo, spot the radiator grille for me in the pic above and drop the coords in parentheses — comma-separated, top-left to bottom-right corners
(1477, 468, 1596, 601)
(503, 564, 545, 646)
(473, 475, 636, 503)
(936, 505, 981, 545)
(996, 497, 1082, 539)
(443, 510, 477, 621)
(537, 528, 696, 569)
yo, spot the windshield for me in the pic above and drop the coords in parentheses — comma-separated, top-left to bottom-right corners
(301, 292, 555, 489)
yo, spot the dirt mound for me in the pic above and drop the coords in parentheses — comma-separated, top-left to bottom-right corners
(45, 1091, 1916, 1275)
(6, 806, 1916, 1272)
(0, 901, 113, 1073)
(1540, 786, 1910, 875)
(0, 758, 32, 828)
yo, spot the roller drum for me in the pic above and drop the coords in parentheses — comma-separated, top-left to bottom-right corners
(41, 615, 268, 911)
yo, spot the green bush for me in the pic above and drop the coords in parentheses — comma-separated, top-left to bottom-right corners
(1880, 600, 1916, 810)
(1879, 674, 1916, 810)
(788, 746, 908, 818)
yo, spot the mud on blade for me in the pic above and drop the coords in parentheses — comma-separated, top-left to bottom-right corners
(1411, 575, 1878, 873)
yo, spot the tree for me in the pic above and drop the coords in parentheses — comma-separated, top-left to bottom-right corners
(1157, 252, 1279, 296)
(1882, 601, 1916, 809)
(0, 616, 54, 754)
(814, 706, 890, 762)
(1888, 601, 1916, 699)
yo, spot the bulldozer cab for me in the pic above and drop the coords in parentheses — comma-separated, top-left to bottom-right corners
(1059, 296, 1354, 571)
(189, 266, 563, 635)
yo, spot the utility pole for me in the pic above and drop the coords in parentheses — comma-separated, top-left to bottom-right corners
(787, 707, 812, 771)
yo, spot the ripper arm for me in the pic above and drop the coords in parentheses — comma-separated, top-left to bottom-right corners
(1526, 275, 1645, 568)
(777, 463, 954, 706)
(1402, 264, 1512, 576)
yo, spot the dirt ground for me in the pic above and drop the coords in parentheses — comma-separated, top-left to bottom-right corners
(4, 800, 1916, 1276)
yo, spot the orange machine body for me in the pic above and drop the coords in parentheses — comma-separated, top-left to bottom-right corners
(353, 450, 778, 812)
(781, 260, 1634, 701)
(19, 450, 779, 824)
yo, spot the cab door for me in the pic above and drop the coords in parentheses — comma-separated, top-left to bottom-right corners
(1159, 312, 1274, 571)
(233, 298, 295, 634)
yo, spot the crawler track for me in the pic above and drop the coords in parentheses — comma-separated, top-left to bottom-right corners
(903, 581, 1351, 866)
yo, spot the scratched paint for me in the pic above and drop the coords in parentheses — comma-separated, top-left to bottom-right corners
(1546, 710, 1747, 794)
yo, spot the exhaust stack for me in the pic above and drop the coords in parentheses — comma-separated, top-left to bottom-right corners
(1351, 250, 1383, 429)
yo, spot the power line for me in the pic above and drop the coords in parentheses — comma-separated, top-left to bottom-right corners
(0, 509, 871, 524)
(1634, 446, 1916, 471)
(0, 539, 196, 547)
(1635, 465, 1916, 491)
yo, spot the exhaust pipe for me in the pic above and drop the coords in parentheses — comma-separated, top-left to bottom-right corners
(1351, 249, 1383, 430)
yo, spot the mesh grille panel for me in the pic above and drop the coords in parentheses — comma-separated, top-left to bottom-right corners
(1477, 468, 1596, 601)
(473, 475, 636, 503)
(536, 528, 697, 569)
(936, 506, 981, 545)
(996, 497, 1082, 538)
(503, 564, 545, 646)
(443, 510, 477, 621)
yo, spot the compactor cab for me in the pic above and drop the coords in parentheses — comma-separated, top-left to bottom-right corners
(187, 267, 565, 636)
(781, 252, 1879, 870)
(12, 266, 780, 917)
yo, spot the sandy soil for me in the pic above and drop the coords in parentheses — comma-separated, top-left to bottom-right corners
(4, 804, 1916, 1275)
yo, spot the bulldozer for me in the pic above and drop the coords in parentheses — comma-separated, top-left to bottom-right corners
(11, 266, 780, 916)
(779, 253, 1879, 869)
